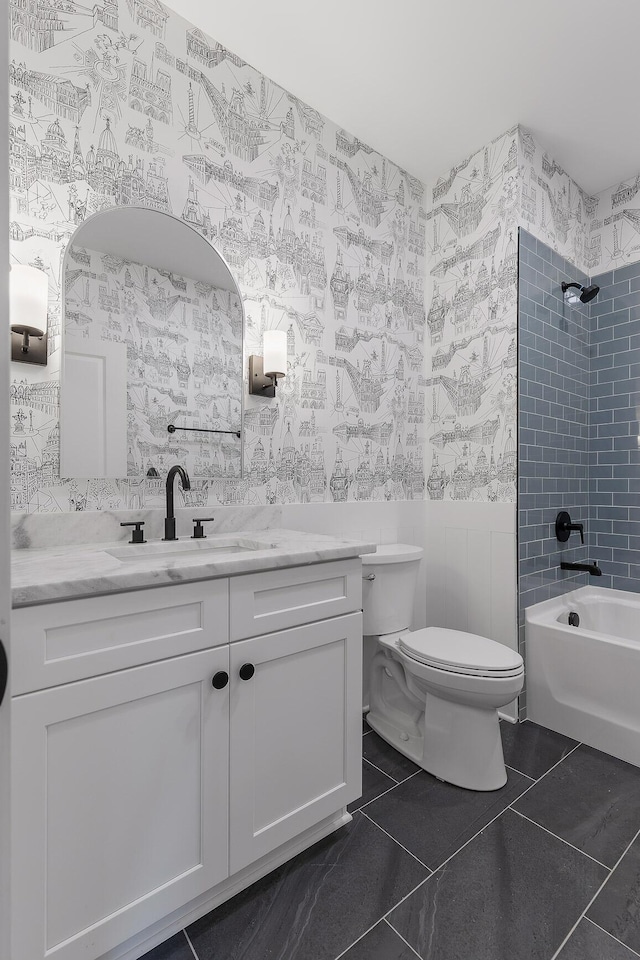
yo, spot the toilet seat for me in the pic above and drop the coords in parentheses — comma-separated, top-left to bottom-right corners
(398, 627, 524, 678)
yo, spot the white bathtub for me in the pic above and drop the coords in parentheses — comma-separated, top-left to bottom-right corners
(525, 585, 640, 767)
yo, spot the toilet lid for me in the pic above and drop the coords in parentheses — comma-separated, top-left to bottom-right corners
(362, 543, 424, 565)
(398, 627, 524, 676)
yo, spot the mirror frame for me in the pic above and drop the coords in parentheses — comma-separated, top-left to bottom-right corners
(60, 205, 246, 482)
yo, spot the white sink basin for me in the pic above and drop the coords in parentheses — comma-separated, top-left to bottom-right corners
(106, 537, 275, 562)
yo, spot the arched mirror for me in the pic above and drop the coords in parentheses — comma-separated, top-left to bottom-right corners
(60, 206, 244, 481)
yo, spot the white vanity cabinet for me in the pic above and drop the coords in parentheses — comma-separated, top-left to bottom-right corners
(12, 647, 231, 960)
(229, 612, 362, 873)
(11, 560, 362, 960)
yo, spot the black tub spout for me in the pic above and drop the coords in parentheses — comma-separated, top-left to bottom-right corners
(560, 560, 602, 577)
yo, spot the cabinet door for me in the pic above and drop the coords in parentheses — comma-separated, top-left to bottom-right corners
(12, 647, 230, 960)
(229, 612, 362, 873)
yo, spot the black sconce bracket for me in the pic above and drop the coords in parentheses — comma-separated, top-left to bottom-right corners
(248, 354, 276, 398)
(11, 326, 47, 365)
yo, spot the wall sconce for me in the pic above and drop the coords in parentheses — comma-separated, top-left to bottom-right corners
(249, 330, 287, 398)
(10, 264, 49, 365)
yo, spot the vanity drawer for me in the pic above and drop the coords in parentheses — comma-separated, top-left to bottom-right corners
(229, 559, 362, 640)
(12, 580, 229, 694)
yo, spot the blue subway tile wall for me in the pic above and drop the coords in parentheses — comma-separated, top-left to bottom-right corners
(518, 230, 640, 716)
(589, 265, 640, 590)
(518, 229, 591, 626)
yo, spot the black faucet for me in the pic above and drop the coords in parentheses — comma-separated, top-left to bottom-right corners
(560, 560, 602, 577)
(163, 465, 191, 541)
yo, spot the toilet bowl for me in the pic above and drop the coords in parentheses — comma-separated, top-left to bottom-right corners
(363, 544, 524, 791)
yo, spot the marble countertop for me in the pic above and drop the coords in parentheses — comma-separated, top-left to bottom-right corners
(11, 528, 377, 607)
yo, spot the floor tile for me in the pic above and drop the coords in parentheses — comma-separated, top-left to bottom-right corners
(338, 920, 419, 959)
(557, 919, 640, 959)
(141, 932, 193, 960)
(364, 766, 529, 870)
(348, 759, 396, 813)
(186, 812, 429, 960)
(388, 809, 607, 960)
(588, 835, 640, 953)
(362, 729, 421, 782)
(513, 745, 640, 866)
(500, 719, 579, 779)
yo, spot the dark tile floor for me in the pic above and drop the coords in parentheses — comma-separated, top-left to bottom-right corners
(143, 720, 640, 960)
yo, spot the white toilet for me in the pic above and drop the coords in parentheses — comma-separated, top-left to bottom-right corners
(364, 544, 524, 791)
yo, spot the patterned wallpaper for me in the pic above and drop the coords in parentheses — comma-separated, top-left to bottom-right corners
(64, 245, 243, 480)
(517, 129, 640, 278)
(423, 123, 607, 502)
(517, 127, 598, 275)
(9, 0, 426, 512)
(424, 128, 520, 502)
(590, 177, 640, 274)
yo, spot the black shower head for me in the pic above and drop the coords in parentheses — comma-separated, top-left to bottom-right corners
(561, 281, 600, 304)
(579, 284, 600, 303)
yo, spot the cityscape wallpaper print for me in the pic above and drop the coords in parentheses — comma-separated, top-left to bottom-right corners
(9, 0, 427, 512)
(64, 244, 243, 480)
(589, 175, 640, 274)
(423, 128, 520, 501)
(516, 128, 640, 278)
(421, 122, 626, 503)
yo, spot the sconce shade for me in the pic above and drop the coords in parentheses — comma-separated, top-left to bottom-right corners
(263, 329, 286, 379)
(10, 264, 48, 337)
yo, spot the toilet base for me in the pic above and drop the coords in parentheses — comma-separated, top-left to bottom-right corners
(367, 691, 508, 792)
(366, 711, 424, 768)
(421, 692, 507, 791)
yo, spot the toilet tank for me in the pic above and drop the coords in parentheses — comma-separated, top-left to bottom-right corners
(362, 543, 423, 636)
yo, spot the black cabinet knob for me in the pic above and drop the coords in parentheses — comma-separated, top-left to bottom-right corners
(239, 663, 255, 681)
(211, 671, 229, 689)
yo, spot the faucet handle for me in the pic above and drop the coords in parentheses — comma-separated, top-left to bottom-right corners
(192, 517, 215, 540)
(556, 511, 584, 544)
(120, 521, 146, 544)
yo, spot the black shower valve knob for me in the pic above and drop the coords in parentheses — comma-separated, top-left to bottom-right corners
(555, 511, 584, 545)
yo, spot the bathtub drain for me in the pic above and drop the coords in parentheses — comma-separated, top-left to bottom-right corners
(568, 611, 580, 627)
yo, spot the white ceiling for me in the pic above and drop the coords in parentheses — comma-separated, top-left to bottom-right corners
(176, 0, 640, 197)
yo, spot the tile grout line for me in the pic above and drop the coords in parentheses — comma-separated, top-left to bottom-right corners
(549, 822, 640, 960)
(371, 790, 537, 915)
(585, 917, 640, 959)
(357, 738, 589, 941)
(359, 809, 432, 872)
(362, 756, 400, 784)
(372, 872, 444, 941)
(178, 734, 587, 960)
(355, 768, 422, 814)
(382, 918, 423, 959)
(503, 742, 583, 807)
(415, 742, 583, 881)
(332, 923, 379, 960)
(509, 807, 610, 869)
(425, 799, 520, 877)
(502, 740, 582, 784)
(331, 905, 423, 960)
(505, 763, 535, 781)
(182, 928, 199, 960)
